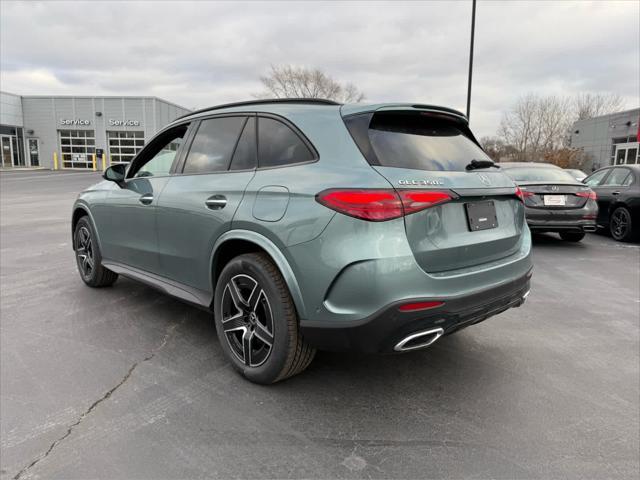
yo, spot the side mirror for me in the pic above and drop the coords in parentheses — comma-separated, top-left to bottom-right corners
(103, 164, 126, 185)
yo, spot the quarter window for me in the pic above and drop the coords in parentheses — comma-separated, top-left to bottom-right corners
(183, 117, 246, 174)
(258, 117, 314, 168)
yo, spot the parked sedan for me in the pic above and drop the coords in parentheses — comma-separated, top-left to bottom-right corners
(584, 165, 640, 242)
(500, 162, 597, 242)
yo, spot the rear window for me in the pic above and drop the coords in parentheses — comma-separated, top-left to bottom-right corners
(344, 112, 490, 171)
(503, 167, 577, 183)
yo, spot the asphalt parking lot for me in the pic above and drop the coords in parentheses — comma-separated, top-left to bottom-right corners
(1, 170, 638, 479)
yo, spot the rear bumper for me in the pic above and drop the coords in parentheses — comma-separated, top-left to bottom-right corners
(525, 206, 597, 233)
(300, 268, 532, 353)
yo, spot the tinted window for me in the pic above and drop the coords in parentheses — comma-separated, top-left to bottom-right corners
(348, 112, 491, 171)
(258, 117, 314, 168)
(230, 117, 257, 171)
(183, 117, 246, 174)
(133, 125, 188, 178)
(584, 169, 609, 187)
(502, 167, 577, 183)
(602, 168, 631, 186)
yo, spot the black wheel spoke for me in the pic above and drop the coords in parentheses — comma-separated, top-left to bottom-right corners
(254, 320, 273, 347)
(222, 313, 245, 333)
(242, 329, 253, 366)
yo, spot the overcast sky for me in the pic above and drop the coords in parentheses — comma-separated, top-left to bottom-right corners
(1, 0, 638, 137)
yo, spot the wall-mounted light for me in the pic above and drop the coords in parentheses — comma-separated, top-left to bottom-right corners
(27, 129, 34, 135)
(574, 130, 580, 134)
(95, 111, 103, 117)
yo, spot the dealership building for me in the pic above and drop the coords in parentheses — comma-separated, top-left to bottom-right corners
(569, 108, 639, 171)
(0, 91, 190, 170)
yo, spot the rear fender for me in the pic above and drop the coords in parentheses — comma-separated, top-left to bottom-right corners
(210, 230, 307, 319)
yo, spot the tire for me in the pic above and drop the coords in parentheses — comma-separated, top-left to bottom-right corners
(74, 216, 118, 287)
(213, 252, 316, 384)
(609, 206, 639, 242)
(559, 231, 585, 242)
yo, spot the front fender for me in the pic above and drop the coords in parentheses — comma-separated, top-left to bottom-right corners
(71, 201, 104, 254)
(210, 230, 307, 320)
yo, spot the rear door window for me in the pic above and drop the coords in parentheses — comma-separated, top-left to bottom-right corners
(345, 111, 491, 171)
(602, 168, 631, 186)
(229, 117, 257, 171)
(183, 116, 246, 174)
(258, 117, 314, 168)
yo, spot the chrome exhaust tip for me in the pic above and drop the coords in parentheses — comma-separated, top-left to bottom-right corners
(394, 327, 444, 352)
(583, 225, 597, 233)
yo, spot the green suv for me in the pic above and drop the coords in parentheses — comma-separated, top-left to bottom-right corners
(72, 99, 533, 383)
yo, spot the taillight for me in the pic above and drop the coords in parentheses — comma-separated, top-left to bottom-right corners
(398, 301, 444, 312)
(515, 186, 534, 202)
(316, 189, 452, 221)
(576, 190, 597, 200)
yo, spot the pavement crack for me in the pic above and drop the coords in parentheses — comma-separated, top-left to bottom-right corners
(12, 320, 183, 480)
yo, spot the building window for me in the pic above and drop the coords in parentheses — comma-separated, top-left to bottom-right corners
(107, 131, 145, 164)
(59, 130, 95, 169)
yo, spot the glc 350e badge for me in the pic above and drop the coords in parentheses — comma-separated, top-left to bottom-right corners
(398, 179, 445, 186)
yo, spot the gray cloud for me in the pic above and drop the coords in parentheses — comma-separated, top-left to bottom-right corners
(1, 0, 638, 137)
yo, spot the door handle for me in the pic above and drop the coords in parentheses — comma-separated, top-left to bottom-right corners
(612, 191, 620, 195)
(139, 193, 154, 205)
(205, 195, 227, 210)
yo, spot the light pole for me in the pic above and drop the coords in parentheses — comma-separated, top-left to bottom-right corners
(466, 0, 477, 121)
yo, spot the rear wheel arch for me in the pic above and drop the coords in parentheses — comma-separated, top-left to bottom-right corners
(210, 231, 307, 319)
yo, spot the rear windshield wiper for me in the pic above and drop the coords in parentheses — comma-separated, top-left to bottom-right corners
(466, 159, 500, 170)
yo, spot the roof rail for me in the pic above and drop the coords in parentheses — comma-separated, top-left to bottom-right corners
(174, 98, 341, 121)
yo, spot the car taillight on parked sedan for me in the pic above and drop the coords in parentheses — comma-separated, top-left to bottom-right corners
(515, 186, 534, 202)
(575, 190, 597, 200)
(316, 189, 452, 221)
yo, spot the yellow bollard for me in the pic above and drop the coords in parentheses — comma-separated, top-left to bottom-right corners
(92, 154, 97, 171)
(101, 153, 106, 171)
(53, 152, 58, 170)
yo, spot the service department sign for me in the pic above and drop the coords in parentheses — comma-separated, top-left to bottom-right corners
(109, 119, 141, 127)
(60, 118, 91, 126)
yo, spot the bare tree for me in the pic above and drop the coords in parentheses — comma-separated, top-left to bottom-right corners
(256, 65, 365, 103)
(573, 92, 624, 121)
(497, 92, 625, 161)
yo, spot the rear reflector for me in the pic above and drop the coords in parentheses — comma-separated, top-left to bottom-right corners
(398, 301, 444, 312)
(316, 189, 452, 221)
(576, 190, 597, 200)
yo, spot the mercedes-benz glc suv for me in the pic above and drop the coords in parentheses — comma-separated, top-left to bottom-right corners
(72, 99, 533, 383)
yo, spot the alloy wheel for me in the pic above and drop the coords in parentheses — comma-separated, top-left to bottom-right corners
(611, 209, 629, 240)
(220, 274, 274, 367)
(75, 226, 94, 278)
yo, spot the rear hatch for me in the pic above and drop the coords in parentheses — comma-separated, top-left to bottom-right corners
(343, 108, 525, 273)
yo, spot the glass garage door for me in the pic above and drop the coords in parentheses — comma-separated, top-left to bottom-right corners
(59, 130, 95, 169)
(107, 131, 145, 164)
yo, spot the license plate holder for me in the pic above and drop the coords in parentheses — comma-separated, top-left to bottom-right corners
(465, 201, 498, 231)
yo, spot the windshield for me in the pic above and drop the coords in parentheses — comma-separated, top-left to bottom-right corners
(503, 167, 578, 183)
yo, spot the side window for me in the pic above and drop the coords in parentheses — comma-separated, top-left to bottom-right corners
(584, 169, 608, 187)
(602, 168, 630, 186)
(132, 124, 188, 178)
(229, 117, 257, 171)
(622, 172, 634, 186)
(183, 117, 246, 174)
(258, 117, 314, 168)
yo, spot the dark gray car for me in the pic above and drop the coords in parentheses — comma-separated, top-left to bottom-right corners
(500, 162, 597, 242)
